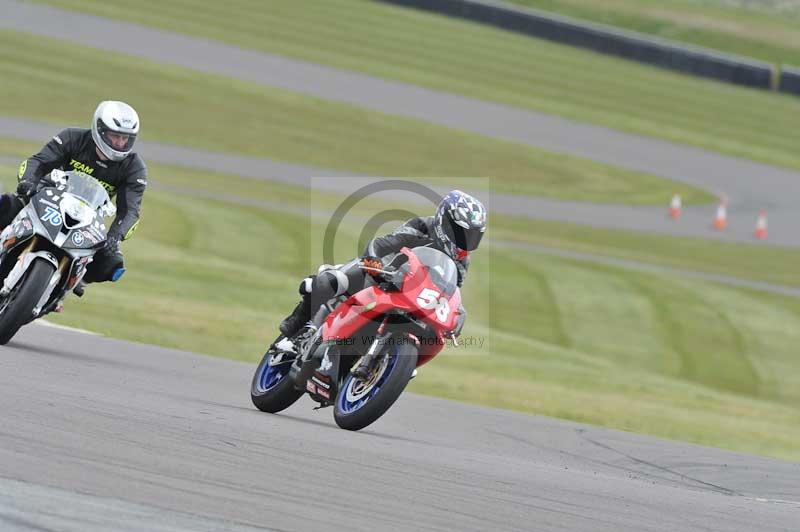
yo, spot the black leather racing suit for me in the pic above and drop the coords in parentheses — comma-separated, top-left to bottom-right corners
(0, 128, 148, 282)
(363, 216, 470, 284)
(285, 216, 470, 336)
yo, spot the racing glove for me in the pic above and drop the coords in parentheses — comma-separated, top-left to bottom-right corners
(103, 233, 121, 254)
(15, 180, 37, 199)
(361, 255, 383, 276)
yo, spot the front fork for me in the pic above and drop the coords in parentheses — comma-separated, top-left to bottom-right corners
(0, 237, 63, 298)
(351, 316, 391, 379)
(0, 236, 38, 296)
(33, 255, 72, 317)
(0, 236, 71, 318)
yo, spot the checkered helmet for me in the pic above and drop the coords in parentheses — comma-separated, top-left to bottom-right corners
(434, 190, 487, 258)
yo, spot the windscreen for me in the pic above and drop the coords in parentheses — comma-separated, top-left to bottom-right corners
(410, 246, 459, 296)
(65, 171, 111, 210)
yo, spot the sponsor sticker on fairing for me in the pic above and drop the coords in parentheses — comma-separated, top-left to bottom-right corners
(42, 206, 62, 226)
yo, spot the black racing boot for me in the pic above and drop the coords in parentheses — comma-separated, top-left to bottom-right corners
(279, 297, 311, 338)
(73, 281, 86, 298)
(310, 302, 333, 331)
(288, 324, 321, 389)
(295, 324, 318, 355)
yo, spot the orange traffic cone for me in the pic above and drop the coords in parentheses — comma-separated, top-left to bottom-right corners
(755, 211, 768, 240)
(713, 200, 727, 230)
(669, 194, 682, 219)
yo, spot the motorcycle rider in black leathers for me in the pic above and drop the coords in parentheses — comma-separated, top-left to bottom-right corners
(0, 101, 147, 286)
(277, 190, 488, 364)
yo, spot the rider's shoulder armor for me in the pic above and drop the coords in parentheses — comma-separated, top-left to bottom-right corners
(400, 216, 434, 237)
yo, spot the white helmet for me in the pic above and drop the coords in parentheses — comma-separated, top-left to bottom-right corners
(91, 101, 139, 162)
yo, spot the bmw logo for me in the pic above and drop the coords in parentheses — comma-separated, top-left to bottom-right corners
(71, 231, 85, 246)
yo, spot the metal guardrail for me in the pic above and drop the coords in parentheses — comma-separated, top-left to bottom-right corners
(379, 0, 799, 94)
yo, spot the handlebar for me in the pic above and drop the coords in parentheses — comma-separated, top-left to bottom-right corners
(359, 264, 400, 276)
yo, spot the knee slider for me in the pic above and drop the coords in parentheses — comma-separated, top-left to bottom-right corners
(0, 194, 24, 228)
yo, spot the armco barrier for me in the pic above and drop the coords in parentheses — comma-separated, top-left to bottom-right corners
(779, 66, 800, 96)
(379, 0, 777, 90)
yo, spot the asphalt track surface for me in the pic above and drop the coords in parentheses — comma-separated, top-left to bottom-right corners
(1, 324, 798, 532)
(3, 0, 800, 246)
(0, 2, 799, 531)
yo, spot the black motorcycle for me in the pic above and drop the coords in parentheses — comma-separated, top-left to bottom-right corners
(0, 170, 117, 344)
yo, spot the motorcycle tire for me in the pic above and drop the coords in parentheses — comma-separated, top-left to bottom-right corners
(333, 341, 417, 431)
(251, 348, 304, 414)
(0, 259, 55, 345)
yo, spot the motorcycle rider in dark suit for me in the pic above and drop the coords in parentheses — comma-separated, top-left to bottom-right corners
(277, 190, 488, 365)
(0, 101, 148, 286)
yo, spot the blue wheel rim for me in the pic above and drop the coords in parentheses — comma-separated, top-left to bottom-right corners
(255, 354, 291, 393)
(337, 347, 399, 414)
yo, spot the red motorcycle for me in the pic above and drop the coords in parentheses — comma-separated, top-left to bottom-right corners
(251, 246, 464, 431)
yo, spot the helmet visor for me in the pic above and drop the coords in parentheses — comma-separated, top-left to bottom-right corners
(97, 120, 136, 153)
(444, 218, 485, 251)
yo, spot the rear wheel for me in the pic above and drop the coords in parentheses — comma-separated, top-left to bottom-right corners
(334, 342, 417, 431)
(0, 259, 55, 345)
(251, 341, 304, 413)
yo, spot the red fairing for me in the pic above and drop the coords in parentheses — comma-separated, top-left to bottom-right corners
(322, 247, 463, 368)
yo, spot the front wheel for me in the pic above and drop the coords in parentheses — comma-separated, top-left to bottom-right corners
(334, 342, 418, 431)
(0, 259, 55, 345)
(251, 344, 303, 413)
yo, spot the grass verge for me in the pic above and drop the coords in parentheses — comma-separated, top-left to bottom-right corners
(4, 136, 797, 287)
(28, 0, 800, 172)
(508, 0, 800, 66)
(0, 31, 711, 204)
(494, 217, 800, 288)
